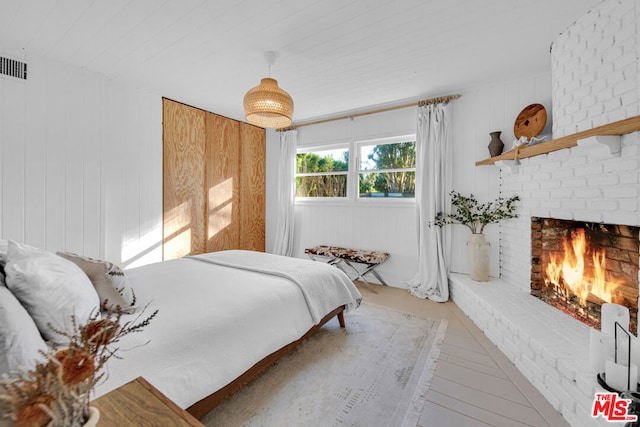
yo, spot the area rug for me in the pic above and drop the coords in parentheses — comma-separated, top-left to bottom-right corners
(200, 302, 447, 427)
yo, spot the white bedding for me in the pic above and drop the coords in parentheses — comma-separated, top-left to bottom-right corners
(93, 250, 361, 410)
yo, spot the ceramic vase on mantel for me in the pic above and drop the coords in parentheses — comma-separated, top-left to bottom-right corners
(467, 233, 490, 282)
(487, 131, 505, 157)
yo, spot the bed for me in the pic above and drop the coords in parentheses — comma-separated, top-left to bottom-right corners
(95, 250, 362, 417)
(0, 242, 361, 420)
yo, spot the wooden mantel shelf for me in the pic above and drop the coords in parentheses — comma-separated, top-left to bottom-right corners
(476, 115, 640, 166)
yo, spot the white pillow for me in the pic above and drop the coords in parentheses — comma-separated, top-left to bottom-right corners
(57, 252, 137, 314)
(0, 286, 47, 375)
(4, 241, 100, 345)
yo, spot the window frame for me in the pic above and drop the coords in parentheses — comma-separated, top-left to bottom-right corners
(295, 143, 352, 201)
(295, 134, 416, 206)
(355, 134, 417, 200)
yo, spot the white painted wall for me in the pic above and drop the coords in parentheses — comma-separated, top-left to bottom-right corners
(0, 49, 162, 268)
(451, 73, 552, 278)
(264, 72, 552, 286)
(293, 108, 417, 288)
(1, 49, 551, 282)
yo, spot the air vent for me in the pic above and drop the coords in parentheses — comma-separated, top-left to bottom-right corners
(0, 57, 27, 80)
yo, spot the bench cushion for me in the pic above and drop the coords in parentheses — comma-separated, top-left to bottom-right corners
(305, 245, 389, 265)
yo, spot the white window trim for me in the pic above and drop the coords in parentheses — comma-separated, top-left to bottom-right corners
(295, 134, 416, 205)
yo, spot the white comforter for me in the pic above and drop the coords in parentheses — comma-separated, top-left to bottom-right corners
(93, 250, 362, 410)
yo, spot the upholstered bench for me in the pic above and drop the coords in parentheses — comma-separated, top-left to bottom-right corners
(304, 245, 389, 286)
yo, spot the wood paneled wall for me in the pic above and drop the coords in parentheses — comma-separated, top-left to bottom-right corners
(162, 100, 206, 259)
(205, 113, 240, 252)
(162, 99, 265, 259)
(240, 123, 266, 251)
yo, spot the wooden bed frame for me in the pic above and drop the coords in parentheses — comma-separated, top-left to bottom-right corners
(186, 305, 346, 419)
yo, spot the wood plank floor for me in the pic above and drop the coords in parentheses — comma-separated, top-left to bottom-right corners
(354, 282, 569, 427)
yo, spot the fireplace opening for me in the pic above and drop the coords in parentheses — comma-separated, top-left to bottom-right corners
(531, 217, 639, 334)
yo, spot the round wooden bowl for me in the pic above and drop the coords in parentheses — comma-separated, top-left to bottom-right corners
(514, 103, 547, 140)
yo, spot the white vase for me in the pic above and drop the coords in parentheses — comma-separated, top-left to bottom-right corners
(83, 407, 100, 427)
(467, 233, 490, 282)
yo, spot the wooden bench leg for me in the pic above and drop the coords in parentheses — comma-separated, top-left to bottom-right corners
(337, 310, 345, 328)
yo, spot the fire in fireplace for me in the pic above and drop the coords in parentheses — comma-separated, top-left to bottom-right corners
(531, 217, 640, 334)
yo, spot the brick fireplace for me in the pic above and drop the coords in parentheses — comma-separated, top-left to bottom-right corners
(450, 1, 640, 426)
(530, 217, 639, 334)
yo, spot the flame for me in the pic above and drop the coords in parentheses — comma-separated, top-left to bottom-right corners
(544, 228, 623, 306)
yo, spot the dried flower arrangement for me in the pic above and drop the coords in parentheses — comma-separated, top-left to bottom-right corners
(0, 306, 158, 427)
(434, 191, 520, 234)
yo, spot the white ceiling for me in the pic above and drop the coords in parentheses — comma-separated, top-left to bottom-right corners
(0, 0, 602, 125)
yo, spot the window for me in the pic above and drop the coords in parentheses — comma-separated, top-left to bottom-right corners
(295, 135, 416, 201)
(358, 138, 416, 198)
(296, 146, 349, 198)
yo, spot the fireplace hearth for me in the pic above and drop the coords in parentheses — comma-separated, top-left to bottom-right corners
(531, 217, 640, 334)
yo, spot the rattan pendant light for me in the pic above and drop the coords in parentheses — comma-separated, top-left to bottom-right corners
(243, 52, 294, 129)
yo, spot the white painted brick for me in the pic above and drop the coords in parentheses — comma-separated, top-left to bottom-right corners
(514, 357, 537, 385)
(590, 116, 609, 129)
(574, 188, 601, 198)
(573, 85, 592, 99)
(604, 159, 639, 173)
(580, 95, 598, 110)
(602, 45, 624, 63)
(620, 171, 640, 184)
(530, 190, 551, 200)
(563, 155, 587, 167)
(550, 188, 574, 199)
(618, 199, 638, 212)
(621, 90, 639, 106)
(539, 180, 562, 190)
(545, 375, 577, 413)
(540, 199, 562, 210)
(568, 403, 609, 427)
(575, 210, 603, 223)
(576, 371, 597, 398)
(557, 358, 579, 382)
(552, 0, 640, 138)
(614, 78, 637, 97)
(574, 164, 604, 176)
(606, 212, 640, 226)
(497, 336, 521, 362)
(536, 355, 563, 384)
(562, 177, 588, 188)
(587, 200, 618, 211)
(590, 77, 607, 95)
(587, 174, 619, 186)
(587, 103, 605, 118)
(563, 199, 587, 210)
(605, 185, 639, 198)
(536, 380, 563, 412)
(607, 107, 630, 124)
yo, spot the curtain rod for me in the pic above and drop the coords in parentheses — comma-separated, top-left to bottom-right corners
(280, 94, 461, 131)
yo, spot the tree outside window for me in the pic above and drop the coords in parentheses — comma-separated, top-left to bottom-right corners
(296, 148, 349, 197)
(359, 140, 415, 198)
(295, 136, 416, 200)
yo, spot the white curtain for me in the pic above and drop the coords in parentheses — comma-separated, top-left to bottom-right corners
(407, 102, 453, 302)
(272, 130, 297, 256)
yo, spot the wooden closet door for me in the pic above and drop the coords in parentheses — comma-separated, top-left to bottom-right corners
(240, 122, 266, 252)
(205, 113, 241, 251)
(162, 99, 206, 260)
